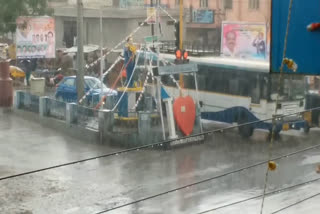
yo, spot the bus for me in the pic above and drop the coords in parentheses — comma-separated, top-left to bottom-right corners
(305, 76, 320, 127)
(159, 54, 309, 138)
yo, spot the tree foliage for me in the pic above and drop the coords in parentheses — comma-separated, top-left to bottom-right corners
(0, 0, 53, 33)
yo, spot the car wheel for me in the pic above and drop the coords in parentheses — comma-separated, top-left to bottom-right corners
(304, 123, 310, 134)
(238, 116, 254, 138)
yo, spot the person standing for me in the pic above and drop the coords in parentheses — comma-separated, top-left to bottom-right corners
(252, 32, 266, 58)
(123, 36, 137, 88)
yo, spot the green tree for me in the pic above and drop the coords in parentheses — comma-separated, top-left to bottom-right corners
(0, 0, 53, 33)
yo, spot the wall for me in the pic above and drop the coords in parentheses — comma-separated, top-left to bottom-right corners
(225, 0, 271, 24)
(54, 7, 177, 49)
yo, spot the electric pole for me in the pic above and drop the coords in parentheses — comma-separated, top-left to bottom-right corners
(179, 0, 184, 89)
(77, 0, 85, 103)
(151, 0, 155, 50)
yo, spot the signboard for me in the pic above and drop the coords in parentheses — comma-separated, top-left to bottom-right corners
(159, 64, 198, 76)
(120, 0, 144, 8)
(16, 17, 55, 59)
(144, 36, 158, 43)
(271, 0, 320, 74)
(147, 7, 156, 24)
(221, 22, 269, 61)
(170, 135, 204, 147)
(192, 9, 214, 24)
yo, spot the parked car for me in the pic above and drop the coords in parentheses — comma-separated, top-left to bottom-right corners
(55, 76, 117, 106)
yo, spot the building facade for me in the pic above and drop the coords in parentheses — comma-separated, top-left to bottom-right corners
(49, 0, 179, 49)
(49, 0, 270, 51)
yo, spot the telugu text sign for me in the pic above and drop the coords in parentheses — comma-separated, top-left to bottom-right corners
(221, 22, 269, 61)
(16, 17, 55, 59)
(158, 64, 198, 76)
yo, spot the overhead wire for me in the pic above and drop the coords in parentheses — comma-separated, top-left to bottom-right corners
(197, 177, 320, 214)
(260, 0, 294, 213)
(271, 192, 320, 214)
(1, 106, 320, 182)
(94, 162, 320, 213)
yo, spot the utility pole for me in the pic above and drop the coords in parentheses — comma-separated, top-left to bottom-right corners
(100, 9, 104, 104)
(179, 0, 183, 50)
(179, 0, 184, 89)
(77, 0, 85, 103)
(151, 0, 155, 50)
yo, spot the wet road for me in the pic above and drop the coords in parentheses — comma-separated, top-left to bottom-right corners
(1, 112, 320, 214)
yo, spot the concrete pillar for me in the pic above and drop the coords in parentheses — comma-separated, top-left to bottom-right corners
(138, 111, 152, 144)
(195, 104, 202, 134)
(66, 103, 78, 125)
(164, 97, 178, 139)
(128, 91, 136, 110)
(24, 92, 31, 108)
(104, 95, 115, 110)
(99, 109, 114, 142)
(14, 91, 23, 109)
(39, 97, 49, 117)
(144, 95, 153, 112)
(0, 61, 13, 108)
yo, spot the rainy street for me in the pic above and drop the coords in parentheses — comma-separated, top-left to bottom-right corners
(1, 0, 320, 213)
(1, 113, 320, 214)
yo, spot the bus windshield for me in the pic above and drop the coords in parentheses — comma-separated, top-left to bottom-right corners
(306, 76, 320, 94)
(270, 75, 305, 101)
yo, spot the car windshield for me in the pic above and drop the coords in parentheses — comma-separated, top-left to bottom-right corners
(85, 78, 107, 90)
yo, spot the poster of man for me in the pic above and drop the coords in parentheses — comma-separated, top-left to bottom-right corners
(16, 17, 55, 59)
(221, 22, 269, 60)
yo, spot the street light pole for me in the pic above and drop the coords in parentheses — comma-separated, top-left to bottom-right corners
(100, 9, 104, 106)
(151, 0, 155, 50)
(179, 0, 184, 91)
(77, 0, 85, 103)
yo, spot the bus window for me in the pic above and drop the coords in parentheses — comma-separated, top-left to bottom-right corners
(250, 74, 261, 104)
(197, 73, 207, 91)
(270, 74, 305, 101)
(183, 74, 195, 90)
(161, 75, 176, 87)
(261, 75, 269, 100)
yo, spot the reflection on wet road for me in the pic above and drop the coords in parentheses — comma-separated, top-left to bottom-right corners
(0, 113, 320, 214)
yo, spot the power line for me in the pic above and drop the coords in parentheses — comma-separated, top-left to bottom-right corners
(1, 107, 320, 182)
(271, 192, 320, 214)
(260, 0, 295, 212)
(197, 177, 320, 214)
(93, 158, 320, 214)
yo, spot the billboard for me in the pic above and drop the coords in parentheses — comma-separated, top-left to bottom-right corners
(271, 0, 320, 74)
(221, 22, 269, 61)
(16, 16, 55, 59)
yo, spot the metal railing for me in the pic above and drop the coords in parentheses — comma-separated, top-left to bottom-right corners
(19, 92, 40, 113)
(76, 105, 99, 130)
(47, 98, 67, 120)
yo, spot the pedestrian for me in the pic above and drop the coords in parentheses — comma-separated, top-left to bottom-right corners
(123, 36, 137, 88)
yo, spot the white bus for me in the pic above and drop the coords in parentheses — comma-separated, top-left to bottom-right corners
(159, 54, 309, 137)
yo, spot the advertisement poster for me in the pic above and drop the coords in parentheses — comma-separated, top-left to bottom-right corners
(147, 7, 156, 24)
(16, 16, 55, 59)
(221, 22, 269, 61)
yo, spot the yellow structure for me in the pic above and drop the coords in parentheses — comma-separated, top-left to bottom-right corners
(10, 66, 25, 78)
